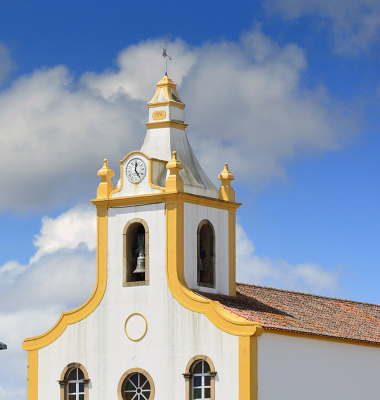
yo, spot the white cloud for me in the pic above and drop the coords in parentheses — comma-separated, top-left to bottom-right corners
(236, 223, 340, 294)
(265, 0, 380, 55)
(0, 31, 352, 211)
(0, 204, 97, 399)
(31, 204, 96, 263)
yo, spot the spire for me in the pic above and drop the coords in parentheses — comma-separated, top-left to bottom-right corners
(141, 75, 219, 199)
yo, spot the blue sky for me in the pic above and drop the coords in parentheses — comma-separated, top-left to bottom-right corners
(1, 0, 380, 398)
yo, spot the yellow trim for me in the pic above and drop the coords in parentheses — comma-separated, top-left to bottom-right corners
(229, 210, 237, 296)
(27, 349, 38, 400)
(111, 151, 166, 197)
(148, 100, 186, 109)
(165, 195, 262, 337)
(145, 121, 188, 131)
(184, 355, 216, 374)
(124, 313, 148, 341)
(92, 192, 240, 211)
(264, 329, 380, 348)
(23, 204, 108, 351)
(239, 336, 258, 400)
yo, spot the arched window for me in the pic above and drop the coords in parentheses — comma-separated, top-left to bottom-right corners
(123, 218, 149, 286)
(183, 356, 216, 400)
(117, 368, 155, 400)
(197, 220, 215, 288)
(58, 363, 90, 400)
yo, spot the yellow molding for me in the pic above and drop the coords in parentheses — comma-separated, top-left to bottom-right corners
(239, 336, 258, 400)
(111, 151, 166, 196)
(165, 197, 263, 337)
(22, 205, 108, 351)
(145, 121, 188, 130)
(264, 329, 380, 348)
(124, 313, 148, 341)
(92, 192, 241, 211)
(148, 100, 186, 109)
(27, 349, 38, 400)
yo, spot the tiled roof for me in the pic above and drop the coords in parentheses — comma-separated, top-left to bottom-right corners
(196, 283, 380, 345)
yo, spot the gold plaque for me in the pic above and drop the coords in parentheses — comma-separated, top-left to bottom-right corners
(152, 110, 166, 120)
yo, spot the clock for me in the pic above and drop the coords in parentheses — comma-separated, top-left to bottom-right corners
(126, 158, 146, 183)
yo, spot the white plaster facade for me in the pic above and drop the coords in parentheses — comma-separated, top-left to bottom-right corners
(37, 202, 239, 399)
(184, 203, 230, 295)
(258, 332, 380, 400)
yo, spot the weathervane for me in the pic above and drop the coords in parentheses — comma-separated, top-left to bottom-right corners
(161, 35, 172, 76)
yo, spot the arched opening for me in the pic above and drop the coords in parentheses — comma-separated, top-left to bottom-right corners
(58, 363, 90, 400)
(123, 219, 149, 286)
(197, 220, 215, 288)
(117, 368, 155, 400)
(183, 355, 216, 400)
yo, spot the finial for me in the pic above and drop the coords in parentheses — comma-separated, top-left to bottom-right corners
(161, 35, 172, 76)
(166, 150, 184, 192)
(218, 162, 235, 202)
(97, 158, 115, 199)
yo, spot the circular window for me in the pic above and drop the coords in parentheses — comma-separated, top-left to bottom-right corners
(118, 369, 154, 400)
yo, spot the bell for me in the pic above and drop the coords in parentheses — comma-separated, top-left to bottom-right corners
(133, 252, 146, 274)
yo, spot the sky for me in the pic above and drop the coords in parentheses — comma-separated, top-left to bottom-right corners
(1, 0, 380, 398)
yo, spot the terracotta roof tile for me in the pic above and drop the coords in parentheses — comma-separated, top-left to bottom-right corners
(195, 283, 380, 344)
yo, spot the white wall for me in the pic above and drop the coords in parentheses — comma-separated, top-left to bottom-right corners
(184, 203, 230, 295)
(38, 203, 239, 400)
(258, 332, 380, 400)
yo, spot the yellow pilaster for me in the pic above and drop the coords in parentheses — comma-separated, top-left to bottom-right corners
(239, 335, 259, 400)
(27, 349, 38, 400)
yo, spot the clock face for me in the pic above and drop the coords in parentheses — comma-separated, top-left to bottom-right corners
(126, 158, 146, 183)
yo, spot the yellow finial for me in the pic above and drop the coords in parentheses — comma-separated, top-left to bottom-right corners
(218, 163, 235, 202)
(97, 159, 115, 199)
(165, 151, 184, 192)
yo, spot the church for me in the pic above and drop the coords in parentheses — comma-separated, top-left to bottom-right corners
(23, 74, 380, 400)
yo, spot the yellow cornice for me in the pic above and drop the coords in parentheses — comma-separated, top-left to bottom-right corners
(92, 192, 241, 210)
(145, 121, 188, 131)
(23, 204, 108, 351)
(148, 100, 186, 109)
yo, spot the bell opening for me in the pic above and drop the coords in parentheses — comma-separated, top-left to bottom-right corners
(126, 223, 146, 283)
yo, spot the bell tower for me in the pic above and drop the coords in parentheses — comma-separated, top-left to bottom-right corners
(95, 74, 239, 296)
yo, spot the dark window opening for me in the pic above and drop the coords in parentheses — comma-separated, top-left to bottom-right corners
(197, 221, 215, 287)
(126, 223, 146, 283)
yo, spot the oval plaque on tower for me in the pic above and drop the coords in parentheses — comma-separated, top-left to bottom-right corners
(152, 110, 166, 120)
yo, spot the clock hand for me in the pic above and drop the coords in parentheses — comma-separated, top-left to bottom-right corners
(134, 162, 140, 177)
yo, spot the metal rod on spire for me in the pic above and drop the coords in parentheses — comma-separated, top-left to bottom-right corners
(161, 35, 172, 76)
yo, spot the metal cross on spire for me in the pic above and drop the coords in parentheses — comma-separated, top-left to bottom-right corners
(161, 35, 172, 76)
